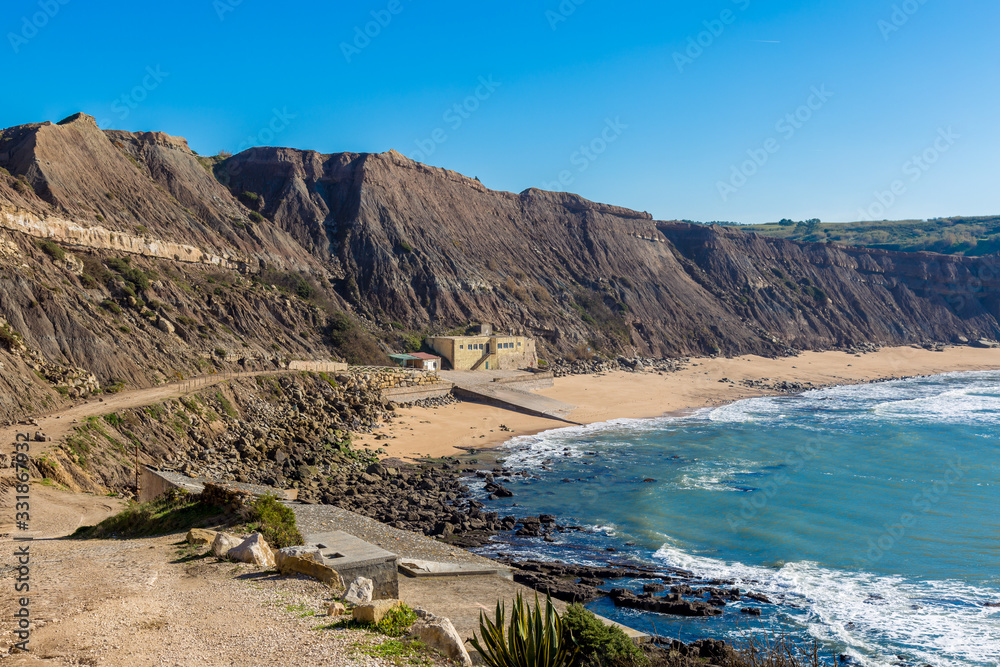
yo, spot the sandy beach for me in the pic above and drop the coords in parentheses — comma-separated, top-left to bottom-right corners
(359, 345, 1000, 461)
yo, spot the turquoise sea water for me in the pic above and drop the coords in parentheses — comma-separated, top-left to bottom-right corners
(472, 371, 1000, 667)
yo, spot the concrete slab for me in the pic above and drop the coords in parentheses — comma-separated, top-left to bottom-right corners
(398, 558, 513, 580)
(301, 530, 399, 600)
(140, 467, 296, 504)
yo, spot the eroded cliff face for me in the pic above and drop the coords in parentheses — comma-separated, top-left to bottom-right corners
(218, 149, 1000, 356)
(1, 113, 998, 422)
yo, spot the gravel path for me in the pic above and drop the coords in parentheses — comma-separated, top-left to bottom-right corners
(289, 501, 500, 566)
(0, 488, 451, 666)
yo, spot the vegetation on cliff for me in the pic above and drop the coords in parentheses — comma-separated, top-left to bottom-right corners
(736, 215, 1000, 256)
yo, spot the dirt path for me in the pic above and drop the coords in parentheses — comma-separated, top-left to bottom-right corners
(0, 371, 294, 463)
(0, 487, 447, 666)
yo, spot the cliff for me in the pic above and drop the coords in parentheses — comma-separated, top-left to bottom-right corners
(1, 113, 998, 422)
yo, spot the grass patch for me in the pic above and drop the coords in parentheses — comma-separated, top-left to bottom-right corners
(354, 639, 435, 666)
(215, 391, 238, 418)
(319, 604, 419, 638)
(72, 489, 223, 539)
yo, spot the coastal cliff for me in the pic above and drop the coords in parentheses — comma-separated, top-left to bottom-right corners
(1, 113, 999, 423)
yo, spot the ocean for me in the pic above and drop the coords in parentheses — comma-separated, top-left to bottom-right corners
(471, 370, 1000, 667)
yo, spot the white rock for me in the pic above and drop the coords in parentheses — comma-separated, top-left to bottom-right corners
(411, 617, 472, 666)
(343, 576, 374, 605)
(211, 532, 243, 558)
(227, 533, 276, 568)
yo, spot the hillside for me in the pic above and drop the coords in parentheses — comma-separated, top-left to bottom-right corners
(1, 113, 1000, 424)
(734, 216, 1000, 255)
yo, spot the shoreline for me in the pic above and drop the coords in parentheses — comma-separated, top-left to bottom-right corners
(361, 345, 1000, 461)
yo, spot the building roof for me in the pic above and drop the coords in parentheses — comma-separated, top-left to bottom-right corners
(410, 352, 441, 360)
(389, 353, 419, 361)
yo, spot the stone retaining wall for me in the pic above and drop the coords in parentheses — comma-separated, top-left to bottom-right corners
(288, 360, 349, 373)
(383, 382, 454, 404)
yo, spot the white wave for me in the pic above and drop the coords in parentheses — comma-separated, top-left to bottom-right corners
(874, 386, 1000, 425)
(652, 545, 1000, 667)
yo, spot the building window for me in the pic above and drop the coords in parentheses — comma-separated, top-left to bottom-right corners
(459, 345, 464, 350)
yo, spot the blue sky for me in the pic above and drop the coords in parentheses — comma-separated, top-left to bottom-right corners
(2, 0, 997, 223)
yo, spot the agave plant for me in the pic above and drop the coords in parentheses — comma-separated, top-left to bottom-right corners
(470, 592, 579, 667)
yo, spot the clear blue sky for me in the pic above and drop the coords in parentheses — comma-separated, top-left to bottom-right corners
(2, 0, 997, 223)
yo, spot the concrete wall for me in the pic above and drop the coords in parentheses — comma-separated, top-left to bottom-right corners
(491, 371, 554, 391)
(383, 382, 454, 404)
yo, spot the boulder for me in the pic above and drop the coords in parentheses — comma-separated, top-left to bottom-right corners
(327, 602, 348, 616)
(274, 545, 323, 569)
(352, 599, 404, 625)
(211, 532, 243, 558)
(227, 533, 275, 568)
(411, 617, 472, 666)
(343, 576, 374, 605)
(186, 528, 218, 546)
(277, 554, 344, 590)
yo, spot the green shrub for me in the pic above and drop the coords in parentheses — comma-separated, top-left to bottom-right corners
(325, 312, 389, 365)
(105, 256, 152, 292)
(241, 191, 260, 202)
(13, 178, 33, 196)
(399, 240, 413, 253)
(0, 325, 20, 351)
(37, 240, 66, 261)
(100, 299, 122, 314)
(240, 494, 303, 548)
(564, 604, 649, 667)
(471, 593, 578, 667)
(248, 211, 265, 224)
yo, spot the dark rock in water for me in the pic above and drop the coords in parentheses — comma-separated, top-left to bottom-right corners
(745, 591, 772, 604)
(740, 607, 761, 616)
(984, 601, 1000, 607)
(609, 588, 722, 617)
(643, 582, 666, 593)
(579, 577, 605, 587)
(513, 571, 602, 604)
(642, 478, 656, 483)
(484, 482, 513, 497)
